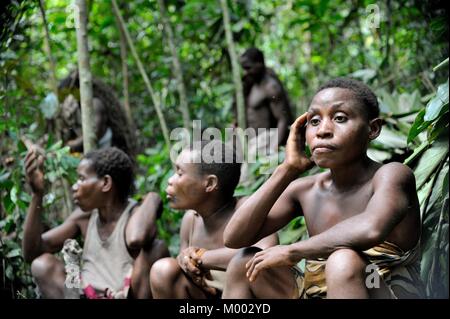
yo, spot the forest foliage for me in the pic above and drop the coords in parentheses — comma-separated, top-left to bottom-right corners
(0, 0, 448, 298)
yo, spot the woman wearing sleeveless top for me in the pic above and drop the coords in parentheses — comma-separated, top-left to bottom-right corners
(23, 147, 169, 298)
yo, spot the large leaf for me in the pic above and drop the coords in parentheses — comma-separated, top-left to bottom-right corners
(424, 80, 449, 122)
(408, 109, 431, 144)
(443, 170, 449, 199)
(422, 163, 448, 224)
(404, 142, 429, 165)
(422, 195, 449, 298)
(428, 109, 449, 142)
(378, 90, 422, 115)
(367, 148, 392, 162)
(398, 90, 422, 114)
(349, 68, 376, 83)
(379, 90, 398, 114)
(375, 126, 407, 149)
(413, 140, 448, 189)
(417, 176, 434, 210)
(5, 248, 21, 259)
(421, 228, 437, 284)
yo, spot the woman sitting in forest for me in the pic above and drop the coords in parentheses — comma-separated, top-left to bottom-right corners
(58, 70, 136, 160)
(149, 140, 278, 298)
(22, 146, 169, 298)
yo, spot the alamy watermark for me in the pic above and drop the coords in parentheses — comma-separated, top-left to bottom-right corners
(365, 4, 381, 29)
(365, 264, 381, 289)
(66, 3, 80, 29)
(169, 120, 279, 174)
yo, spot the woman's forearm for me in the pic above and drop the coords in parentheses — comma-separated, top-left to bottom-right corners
(224, 163, 301, 248)
(22, 193, 45, 262)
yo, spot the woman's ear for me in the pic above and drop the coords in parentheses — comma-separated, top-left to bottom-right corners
(204, 175, 219, 193)
(101, 175, 113, 193)
(368, 118, 383, 140)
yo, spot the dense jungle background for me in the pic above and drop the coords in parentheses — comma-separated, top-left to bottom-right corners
(0, 0, 448, 298)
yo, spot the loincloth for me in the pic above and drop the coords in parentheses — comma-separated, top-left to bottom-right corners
(292, 241, 425, 299)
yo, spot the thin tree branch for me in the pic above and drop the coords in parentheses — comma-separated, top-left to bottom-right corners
(112, 3, 131, 124)
(158, 0, 191, 130)
(220, 0, 246, 129)
(38, 0, 73, 215)
(112, 0, 171, 147)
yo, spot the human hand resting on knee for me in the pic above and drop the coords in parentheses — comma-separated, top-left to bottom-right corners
(245, 245, 298, 282)
(177, 247, 217, 295)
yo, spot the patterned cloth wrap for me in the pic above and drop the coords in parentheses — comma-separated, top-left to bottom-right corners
(292, 241, 425, 299)
(61, 239, 132, 299)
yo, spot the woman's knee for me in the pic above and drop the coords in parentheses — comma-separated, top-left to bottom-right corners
(30, 253, 59, 280)
(150, 257, 181, 288)
(325, 249, 366, 282)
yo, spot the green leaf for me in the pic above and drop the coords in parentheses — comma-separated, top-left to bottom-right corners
(6, 248, 21, 259)
(414, 141, 449, 189)
(17, 139, 27, 153)
(375, 127, 407, 149)
(428, 110, 449, 142)
(422, 164, 448, 221)
(279, 216, 307, 245)
(443, 171, 449, 199)
(5, 265, 13, 280)
(367, 148, 392, 162)
(10, 186, 18, 204)
(417, 177, 434, 208)
(19, 191, 31, 203)
(0, 171, 11, 183)
(233, 186, 253, 197)
(408, 109, 431, 144)
(379, 90, 398, 114)
(317, 0, 330, 16)
(349, 69, 376, 83)
(398, 90, 422, 114)
(420, 229, 437, 283)
(424, 80, 449, 122)
(404, 142, 429, 165)
(47, 140, 63, 152)
(3, 195, 13, 215)
(47, 171, 57, 183)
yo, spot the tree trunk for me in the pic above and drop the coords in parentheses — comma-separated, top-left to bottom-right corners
(112, 0, 171, 147)
(75, 0, 96, 153)
(38, 0, 73, 215)
(157, 0, 191, 130)
(220, 0, 246, 129)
